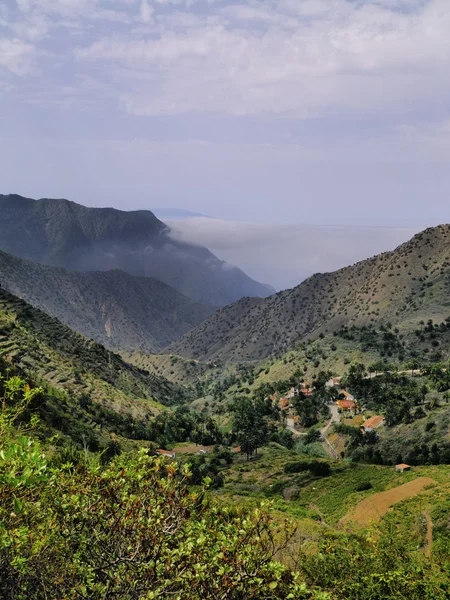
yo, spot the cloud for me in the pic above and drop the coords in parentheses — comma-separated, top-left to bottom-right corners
(75, 0, 450, 117)
(0, 37, 36, 75)
(166, 216, 419, 290)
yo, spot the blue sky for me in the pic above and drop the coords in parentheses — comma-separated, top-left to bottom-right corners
(1, 0, 449, 287)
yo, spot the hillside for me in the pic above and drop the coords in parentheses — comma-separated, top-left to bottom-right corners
(0, 194, 274, 306)
(0, 250, 213, 353)
(0, 287, 188, 418)
(170, 225, 450, 362)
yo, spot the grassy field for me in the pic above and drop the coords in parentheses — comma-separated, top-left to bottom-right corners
(218, 445, 450, 529)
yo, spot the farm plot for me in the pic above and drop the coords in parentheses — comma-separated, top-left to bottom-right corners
(341, 477, 436, 527)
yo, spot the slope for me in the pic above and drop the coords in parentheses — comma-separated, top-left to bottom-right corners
(0, 287, 188, 419)
(0, 194, 274, 306)
(0, 250, 213, 353)
(170, 225, 450, 362)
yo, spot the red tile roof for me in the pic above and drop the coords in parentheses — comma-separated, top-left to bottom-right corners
(338, 400, 356, 410)
(362, 415, 384, 429)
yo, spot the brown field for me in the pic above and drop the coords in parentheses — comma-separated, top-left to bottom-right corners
(341, 477, 437, 526)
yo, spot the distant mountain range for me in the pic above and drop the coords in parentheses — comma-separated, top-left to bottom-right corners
(0, 194, 274, 307)
(170, 225, 450, 362)
(0, 250, 213, 353)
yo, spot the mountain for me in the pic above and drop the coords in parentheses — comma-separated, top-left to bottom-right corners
(169, 225, 450, 362)
(0, 287, 188, 417)
(0, 250, 213, 353)
(0, 194, 274, 306)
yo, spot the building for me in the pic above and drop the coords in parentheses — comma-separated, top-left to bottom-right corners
(361, 415, 385, 433)
(279, 397, 290, 411)
(395, 464, 411, 473)
(337, 399, 357, 412)
(326, 376, 342, 388)
(300, 383, 313, 396)
(339, 390, 355, 401)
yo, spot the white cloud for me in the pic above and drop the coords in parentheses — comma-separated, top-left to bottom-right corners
(75, 0, 450, 117)
(0, 37, 36, 75)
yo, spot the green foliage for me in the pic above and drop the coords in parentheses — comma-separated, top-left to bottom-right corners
(0, 380, 319, 599)
(284, 461, 331, 477)
(298, 516, 450, 599)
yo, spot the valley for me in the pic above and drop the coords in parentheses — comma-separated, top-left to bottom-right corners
(2, 206, 450, 599)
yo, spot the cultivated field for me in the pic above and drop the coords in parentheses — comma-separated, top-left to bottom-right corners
(341, 476, 437, 526)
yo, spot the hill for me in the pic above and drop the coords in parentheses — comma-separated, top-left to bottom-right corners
(0, 287, 188, 419)
(170, 225, 450, 362)
(0, 250, 213, 353)
(0, 194, 274, 306)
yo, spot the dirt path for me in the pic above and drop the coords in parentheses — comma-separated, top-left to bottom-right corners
(425, 511, 433, 557)
(341, 477, 436, 527)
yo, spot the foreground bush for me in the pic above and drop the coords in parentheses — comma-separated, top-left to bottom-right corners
(0, 376, 320, 599)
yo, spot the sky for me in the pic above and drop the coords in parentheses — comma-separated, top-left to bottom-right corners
(1, 0, 449, 287)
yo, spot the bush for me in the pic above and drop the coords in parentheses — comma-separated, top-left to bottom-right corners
(284, 460, 331, 477)
(356, 481, 373, 492)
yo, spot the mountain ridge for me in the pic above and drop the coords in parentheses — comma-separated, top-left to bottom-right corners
(0, 194, 274, 306)
(0, 249, 214, 353)
(169, 225, 450, 362)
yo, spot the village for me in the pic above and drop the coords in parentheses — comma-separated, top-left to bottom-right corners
(156, 374, 411, 473)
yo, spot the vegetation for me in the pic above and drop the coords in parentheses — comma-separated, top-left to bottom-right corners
(170, 224, 450, 362)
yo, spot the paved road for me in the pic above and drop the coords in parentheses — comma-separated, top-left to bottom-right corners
(286, 417, 304, 437)
(321, 402, 340, 437)
(321, 403, 340, 459)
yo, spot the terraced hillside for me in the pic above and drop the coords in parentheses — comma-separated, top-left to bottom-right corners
(170, 225, 450, 362)
(0, 250, 213, 353)
(0, 288, 188, 418)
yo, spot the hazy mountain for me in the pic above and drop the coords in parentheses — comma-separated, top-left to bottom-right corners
(0, 287, 188, 417)
(0, 250, 214, 353)
(0, 194, 274, 306)
(169, 225, 450, 362)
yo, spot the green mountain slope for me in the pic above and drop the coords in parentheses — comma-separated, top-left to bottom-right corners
(0, 287, 188, 418)
(170, 225, 450, 362)
(0, 194, 274, 306)
(0, 250, 213, 353)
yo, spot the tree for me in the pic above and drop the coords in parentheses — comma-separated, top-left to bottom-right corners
(231, 397, 268, 460)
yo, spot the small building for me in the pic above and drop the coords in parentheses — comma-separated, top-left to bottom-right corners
(300, 383, 313, 396)
(156, 449, 176, 459)
(293, 415, 300, 428)
(395, 464, 411, 473)
(340, 390, 355, 401)
(337, 399, 357, 412)
(279, 397, 290, 411)
(326, 376, 342, 388)
(361, 415, 385, 433)
(231, 446, 241, 454)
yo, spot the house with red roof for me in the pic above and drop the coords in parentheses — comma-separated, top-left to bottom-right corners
(361, 415, 385, 433)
